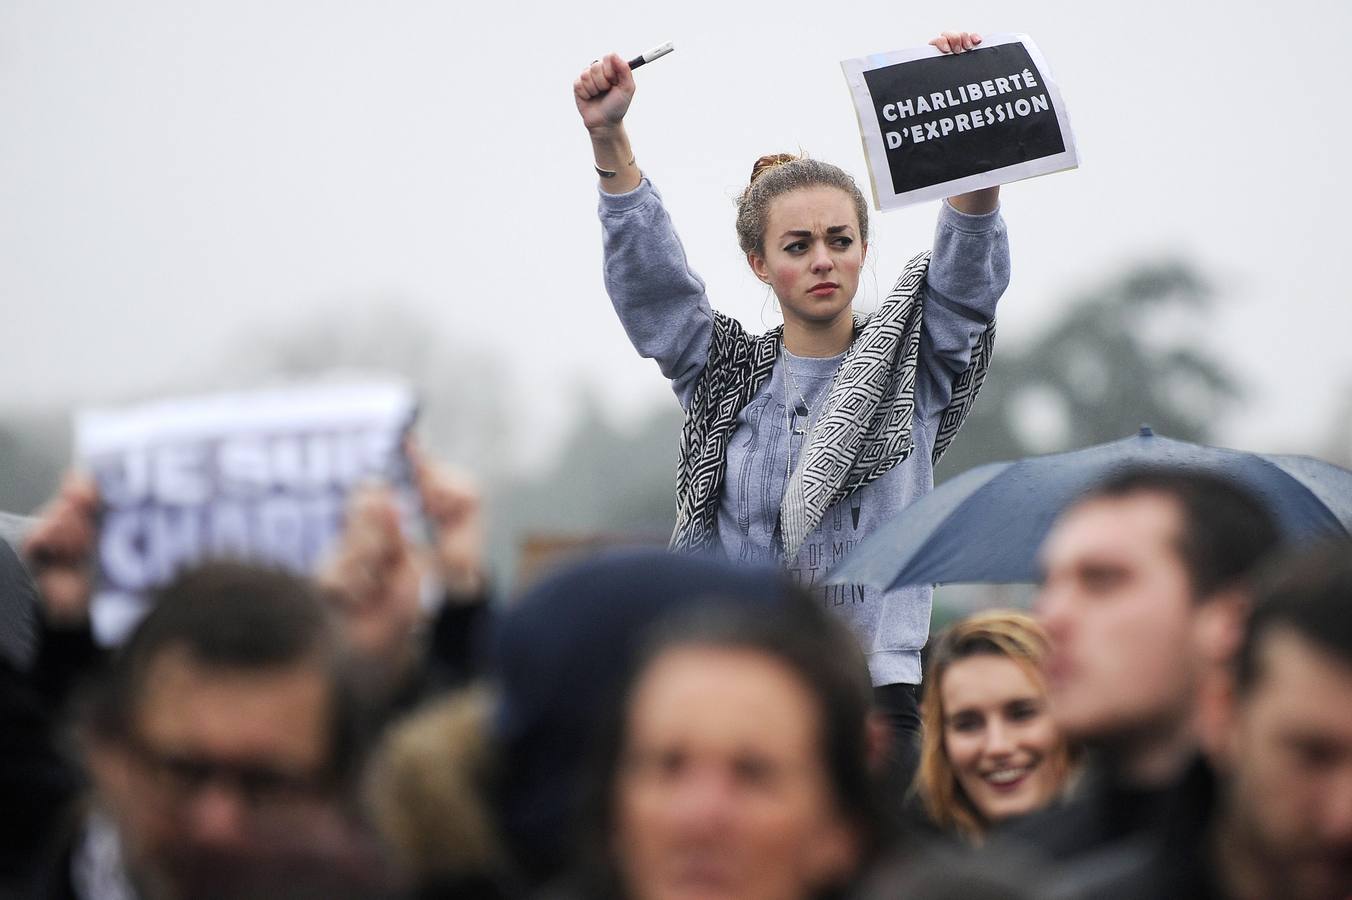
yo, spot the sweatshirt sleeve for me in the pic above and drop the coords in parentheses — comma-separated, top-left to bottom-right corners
(915, 200, 1011, 421)
(599, 177, 714, 409)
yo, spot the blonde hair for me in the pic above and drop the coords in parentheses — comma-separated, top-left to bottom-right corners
(915, 610, 1070, 841)
(734, 153, 870, 257)
(365, 687, 505, 881)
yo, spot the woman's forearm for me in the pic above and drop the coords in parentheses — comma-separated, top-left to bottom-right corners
(946, 186, 1000, 215)
(590, 124, 642, 195)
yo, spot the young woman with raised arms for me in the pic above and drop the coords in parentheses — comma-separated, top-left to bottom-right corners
(574, 31, 1009, 773)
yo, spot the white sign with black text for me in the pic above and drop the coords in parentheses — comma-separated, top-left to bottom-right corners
(76, 379, 418, 644)
(841, 33, 1078, 210)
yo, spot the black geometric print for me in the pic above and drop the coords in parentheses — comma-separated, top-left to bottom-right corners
(670, 251, 994, 556)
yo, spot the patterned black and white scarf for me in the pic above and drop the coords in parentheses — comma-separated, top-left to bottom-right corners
(670, 251, 995, 559)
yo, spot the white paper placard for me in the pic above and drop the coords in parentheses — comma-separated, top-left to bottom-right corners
(75, 378, 419, 644)
(841, 33, 1079, 210)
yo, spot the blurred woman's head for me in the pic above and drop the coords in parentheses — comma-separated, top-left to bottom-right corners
(917, 611, 1074, 840)
(736, 155, 870, 331)
(596, 598, 881, 900)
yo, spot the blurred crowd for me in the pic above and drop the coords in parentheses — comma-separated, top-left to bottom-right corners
(2, 457, 1350, 900)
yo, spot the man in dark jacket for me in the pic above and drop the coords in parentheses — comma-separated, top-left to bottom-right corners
(0, 502, 102, 898)
(994, 469, 1281, 887)
(57, 563, 383, 899)
(1199, 541, 1352, 900)
(1024, 539, 1352, 900)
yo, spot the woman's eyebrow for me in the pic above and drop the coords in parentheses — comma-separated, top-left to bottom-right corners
(778, 225, 855, 239)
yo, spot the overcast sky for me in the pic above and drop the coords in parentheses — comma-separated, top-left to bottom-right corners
(3, 0, 1348, 467)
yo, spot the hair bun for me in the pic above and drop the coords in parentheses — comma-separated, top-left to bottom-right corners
(749, 153, 799, 186)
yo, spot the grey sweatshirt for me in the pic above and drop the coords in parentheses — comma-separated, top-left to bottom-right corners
(600, 176, 1009, 685)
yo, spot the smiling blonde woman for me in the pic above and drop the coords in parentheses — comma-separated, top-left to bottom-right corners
(916, 610, 1078, 841)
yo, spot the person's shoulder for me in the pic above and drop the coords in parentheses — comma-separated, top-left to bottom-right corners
(991, 758, 1204, 862)
(992, 762, 1131, 860)
(892, 789, 967, 847)
(989, 761, 1224, 900)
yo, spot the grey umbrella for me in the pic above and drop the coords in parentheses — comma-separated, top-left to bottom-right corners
(830, 427, 1352, 591)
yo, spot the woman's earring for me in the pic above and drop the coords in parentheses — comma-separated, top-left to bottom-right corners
(759, 287, 780, 328)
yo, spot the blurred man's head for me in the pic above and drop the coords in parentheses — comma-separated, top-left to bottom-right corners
(1212, 542, 1352, 900)
(1035, 469, 1280, 781)
(82, 562, 366, 899)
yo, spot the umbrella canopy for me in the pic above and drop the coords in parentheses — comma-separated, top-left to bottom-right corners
(831, 427, 1352, 590)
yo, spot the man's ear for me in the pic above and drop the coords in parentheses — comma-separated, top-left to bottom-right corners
(1194, 588, 1251, 767)
(1196, 589, 1250, 667)
(747, 251, 771, 285)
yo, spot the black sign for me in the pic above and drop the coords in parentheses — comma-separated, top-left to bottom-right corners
(861, 42, 1066, 195)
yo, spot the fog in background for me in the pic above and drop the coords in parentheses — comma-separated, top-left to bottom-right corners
(3, 1, 1350, 579)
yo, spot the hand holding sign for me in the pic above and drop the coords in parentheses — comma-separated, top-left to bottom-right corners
(23, 472, 99, 628)
(927, 31, 999, 215)
(842, 33, 1078, 209)
(411, 443, 485, 598)
(929, 31, 983, 54)
(319, 484, 422, 681)
(317, 443, 485, 690)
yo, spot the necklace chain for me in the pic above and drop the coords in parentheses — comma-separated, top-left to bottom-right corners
(781, 340, 812, 417)
(782, 341, 815, 499)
